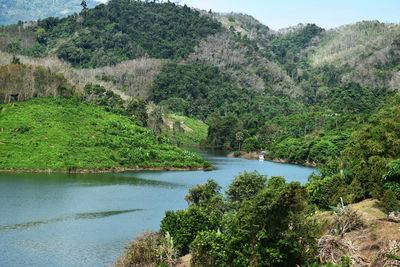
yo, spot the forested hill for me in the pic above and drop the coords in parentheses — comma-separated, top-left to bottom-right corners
(0, 0, 101, 26)
(3, 1, 400, 264)
(0, 0, 222, 68)
(1, 0, 400, 207)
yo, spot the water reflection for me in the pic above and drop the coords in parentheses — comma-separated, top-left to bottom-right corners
(0, 209, 142, 232)
(0, 149, 316, 267)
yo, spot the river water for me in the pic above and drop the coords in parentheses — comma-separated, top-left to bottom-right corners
(0, 148, 315, 267)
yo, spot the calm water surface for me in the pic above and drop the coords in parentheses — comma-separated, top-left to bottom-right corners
(0, 148, 316, 267)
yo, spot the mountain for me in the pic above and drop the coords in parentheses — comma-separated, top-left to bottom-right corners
(2, 1, 400, 264)
(0, 0, 101, 26)
(1, 0, 400, 206)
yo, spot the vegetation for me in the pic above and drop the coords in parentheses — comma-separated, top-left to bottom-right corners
(0, 97, 208, 171)
(114, 231, 179, 267)
(2, 2, 400, 263)
(164, 114, 208, 145)
(118, 172, 319, 266)
(1, 0, 222, 68)
(0, 63, 77, 103)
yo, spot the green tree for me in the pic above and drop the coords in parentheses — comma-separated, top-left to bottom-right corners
(381, 189, 400, 216)
(235, 131, 244, 151)
(81, 0, 87, 10)
(226, 180, 318, 266)
(226, 171, 267, 210)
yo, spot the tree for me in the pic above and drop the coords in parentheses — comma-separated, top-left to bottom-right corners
(81, 0, 87, 11)
(11, 55, 21, 64)
(160, 206, 222, 255)
(381, 189, 400, 216)
(235, 131, 244, 151)
(226, 171, 266, 210)
(149, 106, 164, 135)
(226, 180, 318, 266)
(185, 179, 222, 208)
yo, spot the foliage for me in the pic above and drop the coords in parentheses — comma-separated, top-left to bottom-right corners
(383, 159, 400, 198)
(225, 180, 318, 266)
(126, 98, 148, 127)
(332, 200, 364, 236)
(83, 83, 124, 109)
(381, 189, 400, 215)
(241, 137, 260, 152)
(184, 179, 222, 208)
(163, 114, 208, 145)
(114, 231, 179, 267)
(0, 63, 76, 103)
(233, 151, 242, 157)
(190, 230, 228, 267)
(157, 173, 318, 266)
(151, 63, 241, 120)
(0, 97, 208, 171)
(226, 171, 267, 210)
(270, 23, 324, 76)
(160, 205, 222, 256)
(18, 0, 221, 67)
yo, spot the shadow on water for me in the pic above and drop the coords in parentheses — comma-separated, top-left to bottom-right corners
(0, 209, 142, 232)
(0, 172, 183, 188)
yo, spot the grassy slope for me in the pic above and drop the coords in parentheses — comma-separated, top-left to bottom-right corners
(316, 199, 400, 265)
(0, 97, 208, 171)
(164, 114, 208, 145)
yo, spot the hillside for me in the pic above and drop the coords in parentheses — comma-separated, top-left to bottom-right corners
(0, 63, 77, 103)
(2, 1, 400, 265)
(309, 21, 400, 91)
(316, 199, 400, 266)
(0, 0, 101, 26)
(1, 0, 400, 207)
(0, 0, 222, 68)
(0, 97, 208, 172)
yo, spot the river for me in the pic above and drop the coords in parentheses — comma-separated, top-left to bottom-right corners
(0, 148, 316, 267)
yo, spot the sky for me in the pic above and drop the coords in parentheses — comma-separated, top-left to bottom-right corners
(98, 0, 400, 30)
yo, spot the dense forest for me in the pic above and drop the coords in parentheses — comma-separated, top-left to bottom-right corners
(1, 0, 400, 265)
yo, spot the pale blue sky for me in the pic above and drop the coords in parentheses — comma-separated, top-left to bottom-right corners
(177, 0, 400, 30)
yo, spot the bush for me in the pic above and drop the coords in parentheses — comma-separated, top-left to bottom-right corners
(160, 206, 222, 255)
(332, 200, 363, 236)
(226, 171, 267, 210)
(190, 230, 228, 267)
(114, 231, 179, 267)
(381, 189, 400, 215)
(241, 137, 260, 152)
(233, 151, 242, 157)
(383, 159, 400, 199)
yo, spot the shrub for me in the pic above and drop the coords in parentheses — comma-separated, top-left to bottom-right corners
(233, 151, 241, 157)
(226, 171, 267, 210)
(160, 206, 222, 255)
(114, 231, 179, 267)
(190, 230, 228, 267)
(332, 200, 363, 236)
(381, 189, 400, 215)
(241, 137, 260, 152)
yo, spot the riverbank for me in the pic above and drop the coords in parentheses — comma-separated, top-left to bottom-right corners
(227, 151, 317, 167)
(0, 165, 210, 174)
(0, 148, 315, 267)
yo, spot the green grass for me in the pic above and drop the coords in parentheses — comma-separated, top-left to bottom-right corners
(165, 114, 208, 145)
(0, 97, 208, 171)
